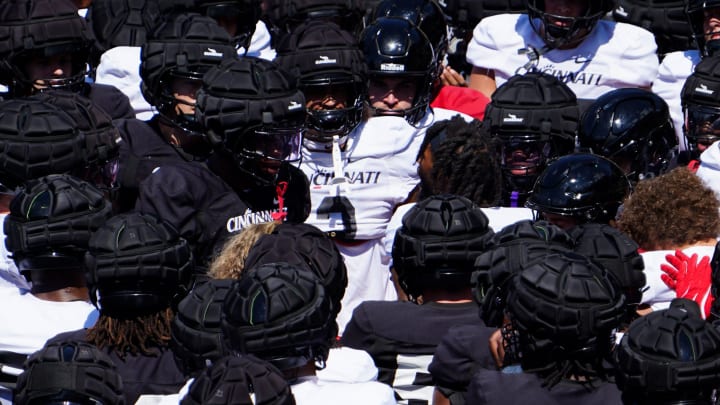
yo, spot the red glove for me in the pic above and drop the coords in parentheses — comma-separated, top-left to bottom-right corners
(660, 250, 713, 318)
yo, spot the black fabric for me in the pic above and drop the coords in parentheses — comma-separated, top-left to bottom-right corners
(182, 354, 295, 405)
(14, 339, 125, 405)
(465, 368, 622, 405)
(47, 329, 186, 405)
(134, 161, 252, 267)
(87, 0, 162, 50)
(341, 301, 480, 392)
(427, 323, 497, 393)
(85, 83, 136, 120)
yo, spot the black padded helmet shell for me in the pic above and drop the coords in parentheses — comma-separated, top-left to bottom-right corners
(5, 174, 112, 275)
(274, 20, 366, 145)
(681, 55, 720, 156)
(525, 153, 632, 224)
(85, 212, 194, 317)
(579, 88, 677, 182)
(0, 0, 95, 93)
(221, 262, 333, 370)
(615, 299, 720, 403)
(171, 278, 233, 377)
(181, 354, 295, 405)
(612, 0, 694, 55)
(15, 340, 125, 405)
(392, 194, 494, 300)
(473, 219, 574, 327)
(508, 250, 626, 371)
(264, 0, 366, 41)
(87, 0, 163, 51)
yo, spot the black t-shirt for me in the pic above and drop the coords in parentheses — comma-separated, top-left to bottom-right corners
(341, 301, 481, 401)
(86, 83, 135, 120)
(466, 368, 622, 405)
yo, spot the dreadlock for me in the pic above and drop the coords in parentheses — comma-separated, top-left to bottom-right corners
(86, 307, 174, 359)
(420, 115, 502, 206)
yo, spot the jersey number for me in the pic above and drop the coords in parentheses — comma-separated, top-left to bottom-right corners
(316, 196, 357, 240)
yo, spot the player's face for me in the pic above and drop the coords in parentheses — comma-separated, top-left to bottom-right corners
(304, 84, 350, 111)
(417, 144, 435, 191)
(171, 77, 202, 116)
(503, 140, 546, 176)
(704, 7, 720, 42)
(540, 212, 579, 230)
(23, 53, 74, 90)
(368, 77, 416, 112)
(544, 0, 588, 19)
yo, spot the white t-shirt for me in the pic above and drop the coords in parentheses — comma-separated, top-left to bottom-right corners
(291, 376, 396, 405)
(652, 50, 701, 152)
(466, 13, 659, 101)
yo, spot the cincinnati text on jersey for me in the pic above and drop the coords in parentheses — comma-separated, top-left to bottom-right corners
(310, 170, 382, 186)
(517, 65, 603, 86)
(226, 208, 276, 233)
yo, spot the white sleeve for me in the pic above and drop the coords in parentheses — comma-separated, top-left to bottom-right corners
(614, 23, 659, 89)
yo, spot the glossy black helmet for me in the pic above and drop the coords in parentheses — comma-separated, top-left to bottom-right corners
(525, 153, 632, 225)
(360, 16, 437, 125)
(371, 0, 449, 60)
(527, 0, 615, 49)
(579, 88, 677, 182)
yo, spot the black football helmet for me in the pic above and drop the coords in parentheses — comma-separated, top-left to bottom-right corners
(275, 21, 366, 150)
(0, 0, 95, 96)
(360, 16, 438, 125)
(527, 0, 615, 49)
(525, 153, 632, 226)
(483, 72, 578, 207)
(579, 88, 678, 182)
(264, 0, 366, 45)
(681, 54, 720, 160)
(687, 0, 720, 56)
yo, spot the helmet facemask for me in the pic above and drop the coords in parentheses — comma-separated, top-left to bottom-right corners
(500, 135, 554, 194)
(527, 0, 605, 49)
(11, 44, 90, 96)
(683, 104, 720, 159)
(202, 2, 259, 51)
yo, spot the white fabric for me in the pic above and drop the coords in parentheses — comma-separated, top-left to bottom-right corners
(302, 110, 471, 334)
(0, 290, 98, 354)
(291, 376, 396, 405)
(95, 46, 154, 120)
(0, 213, 29, 292)
(696, 140, 720, 200)
(135, 378, 191, 404)
(466, 13, 659, 100)
(640, 245, 716, 311)
(241, 20, 276, 61)
(318, 347, 378, 383)
(652, 50, 701, 152)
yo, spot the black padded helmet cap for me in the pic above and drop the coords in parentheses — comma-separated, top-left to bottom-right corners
(615, 299, 720, 399)
(221, 262, 333, 368)
(181, 354, 296, 405)
(0, 97, 90, 189)
(15, 339, 125, 405)
(681, 55, 720, 109)
(612, 0, 693, 54)
(30, 90, 122, 166)
(85, 212, 194, 316)
(244, 222, 347, 310)
(392, 194, 494, 298)
(525, 153, 631, 222)
(87, 0, 162, 50)
(263, 0, 365, 32)
(171, 278, 233, 377)
(570, 223, 645, 306)
(5, 174, 112, 257)
(140, 12, 237, 107)
(507, 251, 625, 365)
(484, 72, 578, 145)
(274, 20, 366, 85)
(472, 219, 574, 327)
(195, 57, 306, 148)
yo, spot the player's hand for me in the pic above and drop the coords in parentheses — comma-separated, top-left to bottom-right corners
(440, 65, 467, 87)
(488, 328, 504, 369)
(661, 250, 713, 318)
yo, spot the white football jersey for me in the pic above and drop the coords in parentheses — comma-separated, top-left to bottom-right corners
(466, 14, 659, 101)
(653, 50, 701, 152)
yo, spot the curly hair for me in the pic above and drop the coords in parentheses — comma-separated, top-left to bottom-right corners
(208, 221, 281, 279)
(616, 167, 720, 250)
(419, 115, 503, 206)
(86, 308, 173, 359)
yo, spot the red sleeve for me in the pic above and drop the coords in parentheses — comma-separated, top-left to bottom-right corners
(430, 86, 491, 120)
